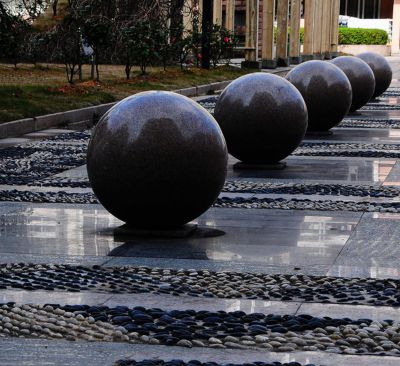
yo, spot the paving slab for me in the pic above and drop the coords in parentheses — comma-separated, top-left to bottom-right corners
(228, 156, 396, 183)
(304, 127, 400, 143)
(334, 213, 400, 267)
(327, 264, 400, 279)
(1, 338, 400, 366)
(0, 289, 300, 315)
(0, 204, 359, 268)
(296, 302, 400, 322)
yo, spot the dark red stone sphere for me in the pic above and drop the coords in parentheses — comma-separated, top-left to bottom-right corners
(213, 73, 308, 164)
(357, 52, 392, 98)
(87, 91, 228, 228)
(331, 56, 375, 112)
(286, 60, 352, 132)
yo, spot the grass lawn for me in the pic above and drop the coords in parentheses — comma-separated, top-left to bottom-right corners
(0, 63, 251, 123)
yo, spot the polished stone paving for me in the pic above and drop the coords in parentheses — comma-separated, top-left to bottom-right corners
(1, 60, 400, 364)
(3, 338, 400, 366)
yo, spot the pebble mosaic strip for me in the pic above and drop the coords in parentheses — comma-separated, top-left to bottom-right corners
(0, 140, 87, 185)
(2, 264, 400, 307)
(1, 302, 400, 356)
(300, 142, 400, 151)
(361, 104, 400, 111)
(28, 177, 91, 188)
(1, 189, 400, 213)
(197, 97, 400, 118)
(50, 131, 91, 142)
(24, 177, 400, 198)
(294, 142, 400, 158)
(0, 190, 97, 204)
(224, 181, 400, 197)
(382, 90, 400, 97)
(115, 360, 317, 366)
(216, 196, 400, 213)
(340, 118, 400, 129)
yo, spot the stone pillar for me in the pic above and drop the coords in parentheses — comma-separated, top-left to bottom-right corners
(225, 0, 235, 31)
(242, 0, 261, 68)
(321, 0, 331, 59)
(303, 0, 315, 60)
(262, 0, 276, 68)
(312, 0, 323, 59)
(183, 0, 194, 35)
(198, 0, 203, 16)
(289, 0, 302, 64)
(276, 0, 290, 66)
(392, 0, 400, 54)
(330, 0, 340, 56)
(213, 0, 223, 25)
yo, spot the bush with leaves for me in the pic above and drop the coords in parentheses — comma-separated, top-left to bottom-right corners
(82, 15, 113, 80)
(123, 20, 163, 76)
(26, 32, 53, 65)
(209, 25, 238, 67)
(50, 15, 84, 83)
(0, 3, 31, 67)
(339, 27, 388, 45)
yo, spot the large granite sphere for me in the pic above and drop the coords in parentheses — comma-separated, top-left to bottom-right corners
(286, 60, 352, 132)
(331, 56, 375, 112)
(213, 73, 308, 164)
(357, 52, 392, 98)
(87, 91, 228, 228)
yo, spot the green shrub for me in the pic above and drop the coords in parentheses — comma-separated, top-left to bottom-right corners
(338, 27, 388, 45)
(277, 27, 387, 46)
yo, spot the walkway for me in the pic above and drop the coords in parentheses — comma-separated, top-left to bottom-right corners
(1, 59, 400, 365)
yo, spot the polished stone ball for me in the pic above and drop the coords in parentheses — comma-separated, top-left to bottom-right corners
(286, 60, 352, 132)
(331, 56, 375, 112)
(213, 73, 308, 164)
(87, 91, 228, 228)
(357, 52, 392, 98)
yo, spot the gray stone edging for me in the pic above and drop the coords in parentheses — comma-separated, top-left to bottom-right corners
(0, 68, 289, 139)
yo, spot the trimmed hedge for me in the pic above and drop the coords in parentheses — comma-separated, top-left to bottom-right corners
(279, 27, 387, 45)
(338, 27, 388, 45)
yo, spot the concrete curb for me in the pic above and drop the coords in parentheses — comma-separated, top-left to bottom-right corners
(0, 68, 290, 139)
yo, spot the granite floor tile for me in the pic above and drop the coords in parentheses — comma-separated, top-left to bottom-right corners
(1, 338, 400, 366)
(0, 290, 112, 306)
(297, 302, 400, 322)
(103, 293, 301, 315)
(327, 264, 400, 279)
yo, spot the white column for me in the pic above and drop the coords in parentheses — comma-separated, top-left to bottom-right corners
(213, 0, 223, 25)
(392, 0, 400, 54)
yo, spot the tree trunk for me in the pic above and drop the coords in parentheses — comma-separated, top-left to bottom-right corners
(95, 61, 99, 81)
(52, 0, 58, 16)
(90, 56, 95, 80)
(201, 0, 213, 69)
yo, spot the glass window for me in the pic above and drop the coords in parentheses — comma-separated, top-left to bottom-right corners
(347, 0, 360, 17)
(340, 0, 346, 15)
(364, 0, 376, 18)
